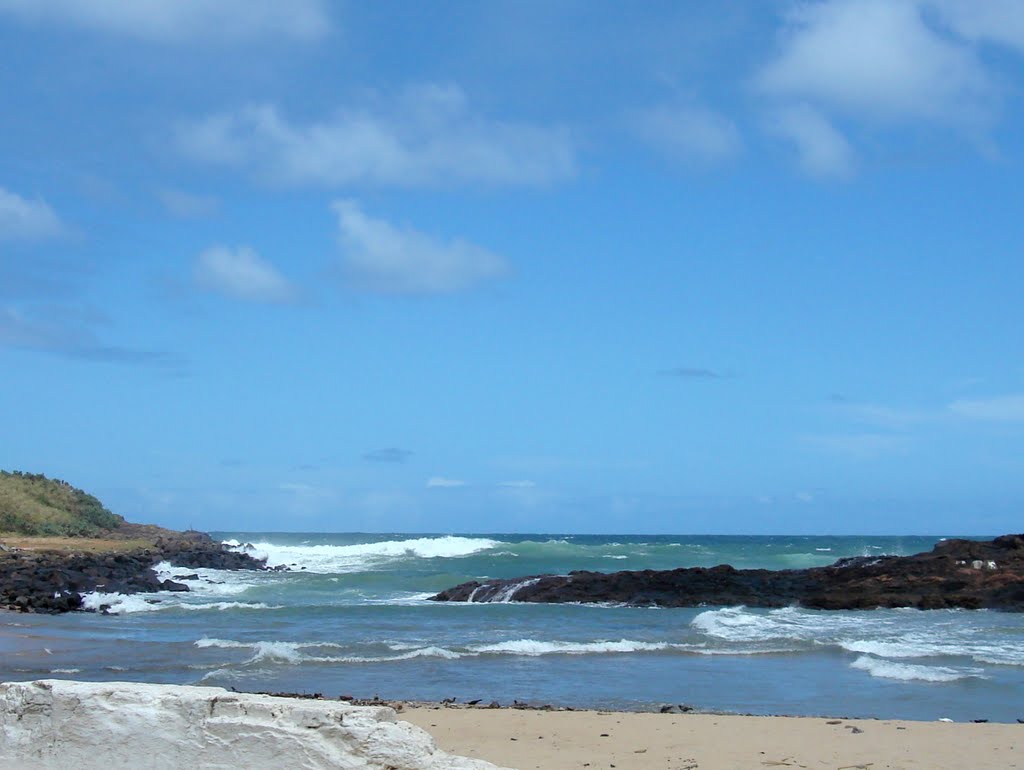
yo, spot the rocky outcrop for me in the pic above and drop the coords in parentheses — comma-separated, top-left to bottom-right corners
(0, 680, 507, 770)
(431, 535, 1024, 611)
(0, 536, 267, 614)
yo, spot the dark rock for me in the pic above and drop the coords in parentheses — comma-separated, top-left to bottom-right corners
(430, 535, 1024, 612)
(159, 579, 190, 592)
(0, 534, 268, 614)
(659, 704, 694, 714)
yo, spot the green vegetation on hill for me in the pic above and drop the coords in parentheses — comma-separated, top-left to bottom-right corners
(0, 470, 124, 536)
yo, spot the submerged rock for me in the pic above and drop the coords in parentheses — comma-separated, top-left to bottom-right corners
(430, 535, 1024, 611)
(0, 680, 506, 770)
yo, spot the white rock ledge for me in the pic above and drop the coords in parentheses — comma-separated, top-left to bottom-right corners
(0, 680, 509, 770)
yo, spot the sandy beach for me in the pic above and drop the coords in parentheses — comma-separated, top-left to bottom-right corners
(403, 707, 1022, 770)
(1, 679, 1021, 769)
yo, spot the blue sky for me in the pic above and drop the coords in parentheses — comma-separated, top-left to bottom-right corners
(2, 1, 1023, 535)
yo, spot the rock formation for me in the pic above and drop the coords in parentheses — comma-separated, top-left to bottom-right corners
(0, 534, 268, 613)
(431, 535, 1024, 611)
(0, 679, 507, 770)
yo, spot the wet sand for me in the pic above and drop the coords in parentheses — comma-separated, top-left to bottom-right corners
(403, 707, 1022, 769)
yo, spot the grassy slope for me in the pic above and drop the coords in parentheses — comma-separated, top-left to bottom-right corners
(0, 471, 125, 537)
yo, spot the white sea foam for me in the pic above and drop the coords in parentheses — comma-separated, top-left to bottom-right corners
(80, 592, 165, 614)
(691, 606, 1018, 669)
(80, 591, 276, 614)
(49, 668, 81, 674)
(850, 656, 982, 683)
(341, 646, 464, 663)
(362, 592, 436, 606)
(972, 651, 1024, 666)
(180, 602, 280, 611)
(690, 606, 825, 642)
(247, 641, 305, 664)
(195, 637, 251, 649)
(195, 637, 387, 667)
(394, 645, 462, 660)
(198, 667, 239, 682)
(840, 639, 943, 659)
(470, 638, 669, 656)
(225, 536, 501, 574)
(153, 562, 261, 596)
(674, 644, 801, 656)
(841, 636, 1024, 666)
(197, 638, 332, 665)
(196, 637, 344, 652)
(490, 577, 541, 603)
(192, 635, 677, 665)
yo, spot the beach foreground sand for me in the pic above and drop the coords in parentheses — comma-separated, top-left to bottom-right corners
(403, 707, 1022, 770)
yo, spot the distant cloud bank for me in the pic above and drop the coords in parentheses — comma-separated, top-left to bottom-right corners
(176, 85, 576, 189)
(0, 0, 330, 42)
(0, 186, 64, 240)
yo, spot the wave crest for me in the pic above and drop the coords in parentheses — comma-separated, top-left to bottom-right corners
(850, 656, 984, 683)
(225, 536, 501, 573)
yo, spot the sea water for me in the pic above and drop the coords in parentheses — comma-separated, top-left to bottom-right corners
(3, 533, 1023, 722)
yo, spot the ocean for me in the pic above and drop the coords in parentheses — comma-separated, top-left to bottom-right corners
(3, 533, 1023, 723)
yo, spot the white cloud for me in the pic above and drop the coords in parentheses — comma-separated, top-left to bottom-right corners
(757, 0, 993, 127)
(332, 199, 508, 295)
(948, 394, 1024, 421)
(426, 476, 467, 488)
(0, 0, 329, 42)
(633, 104, 742, 164)
(177, 84, 576, 188)
(769, 104, 856, 179)
(795, 491, 815, 503)
(156, 188, 220, 219)
(498, 480, 536, 488)
(0, 187, 64, 240)
(194, 245, 297, 304)
(926, 0, 1024, 53)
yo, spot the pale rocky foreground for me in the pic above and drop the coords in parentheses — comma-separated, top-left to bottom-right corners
(4, 679, 1022, 770)
(0, 680, 508, 770)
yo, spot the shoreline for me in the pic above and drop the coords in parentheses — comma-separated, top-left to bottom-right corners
(206, 688, 1021, 723)
(1, 679, 1020, 770)
(401, 706, 1024, 770)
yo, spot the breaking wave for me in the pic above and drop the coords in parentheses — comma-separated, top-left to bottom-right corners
(223, 536, 501, 574)
(193, 635, 691, 667)
(850, 656, 984, 683)
(470, 638, 670, 656)
(690, 606, 1024, 678)
(80, 592, 277, 614)
(80, 593, 165, 614)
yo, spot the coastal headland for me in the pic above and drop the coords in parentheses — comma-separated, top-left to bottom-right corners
(0, 470, 267, 613)
(431, 534, 1024, 610)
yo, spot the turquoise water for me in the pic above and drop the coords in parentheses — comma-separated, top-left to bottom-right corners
(3, 533, 1023, 722)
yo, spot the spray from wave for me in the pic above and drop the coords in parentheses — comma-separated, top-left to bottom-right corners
(223, 536, 501, 574)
